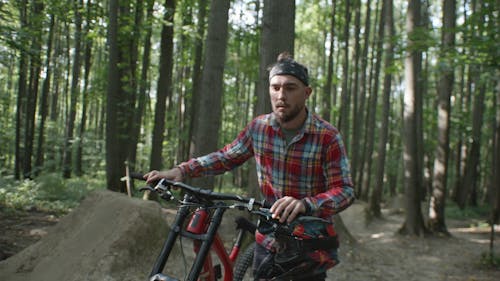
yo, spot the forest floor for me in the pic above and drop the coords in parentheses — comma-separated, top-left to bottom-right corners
(0, 199, 499, 281)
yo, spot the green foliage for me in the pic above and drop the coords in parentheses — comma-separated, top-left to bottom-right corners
(479, 252, 500, 269)
(0, 173, 105, 214)
(445, 203, 491, 221)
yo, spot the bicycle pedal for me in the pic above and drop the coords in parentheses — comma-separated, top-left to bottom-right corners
(149, 273, 180, 281)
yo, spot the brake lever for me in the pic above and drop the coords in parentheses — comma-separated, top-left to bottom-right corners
(139, 186, 155, 193)
(139, 184, 175, 202)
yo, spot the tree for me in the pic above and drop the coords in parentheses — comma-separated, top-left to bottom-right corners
(321, 2, 337, 123)
(34, 13, 55, 175)
(22, 0, 44, 178)
(62, 0, 83, 178)
(338, 1, 351, 147)
(400, 0, 427, 236)
(370, 0, 395, 217)
(106, 0, 138, 191)
(428, 0, 456, 235)
(190, 0, 231, 189)
(255, 0, 295, 116)
(14, 0, 29, 179)
(129, 0, 154, 173)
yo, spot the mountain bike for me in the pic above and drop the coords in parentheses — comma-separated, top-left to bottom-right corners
(130, 173, 334, 281)
(130, 173, 264, 281)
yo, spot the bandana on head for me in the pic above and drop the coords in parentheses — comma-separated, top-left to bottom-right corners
(269, 58, 309, 86)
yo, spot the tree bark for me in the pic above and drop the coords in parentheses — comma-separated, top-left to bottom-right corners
(23, 0, 44, 178)
(370, 0, 394, 218)
(190, 0, 231, 189)
(428, 0, 456, 235)
(255, 0, 295, 117)
(34, 13, 55, 175)
(106, 0, 137, 191)
(150, 0, 176, 171)
(62, 0, 83, 178)
(187, 0, 208, 162)
(338, 1, 351, 148)
(321, 2, 337, 123)
(14, 0, 29, 179)
(400, 0, 427, 236)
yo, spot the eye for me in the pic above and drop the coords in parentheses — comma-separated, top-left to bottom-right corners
(270, 85, 281, 92)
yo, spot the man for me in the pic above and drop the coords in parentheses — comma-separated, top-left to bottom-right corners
(145, 52, 355, 280)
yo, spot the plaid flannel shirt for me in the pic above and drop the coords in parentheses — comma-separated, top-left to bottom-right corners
(178, 111, 355, 269)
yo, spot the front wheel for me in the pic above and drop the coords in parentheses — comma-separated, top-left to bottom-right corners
(233, 242, 255, 281)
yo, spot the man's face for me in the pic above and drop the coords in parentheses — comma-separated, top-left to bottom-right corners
(269, 75, 311, 124)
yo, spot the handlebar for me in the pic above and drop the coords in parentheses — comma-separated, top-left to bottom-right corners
(127, 172, 332, 239)
(128, 172, 271, 209)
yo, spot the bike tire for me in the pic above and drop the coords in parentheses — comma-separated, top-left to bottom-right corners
(233, 241, 255, 281)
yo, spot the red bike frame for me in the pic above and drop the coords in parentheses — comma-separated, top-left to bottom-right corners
(187, 208, 244, 281)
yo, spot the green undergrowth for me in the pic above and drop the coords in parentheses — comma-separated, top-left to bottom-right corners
(0, 173, 105, 214)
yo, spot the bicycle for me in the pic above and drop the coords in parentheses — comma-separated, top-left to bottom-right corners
(130, 173, 266, 281)
(129, 173, 334, 281)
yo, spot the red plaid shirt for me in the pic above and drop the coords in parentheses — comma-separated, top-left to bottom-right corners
(178, 111, 355, 269)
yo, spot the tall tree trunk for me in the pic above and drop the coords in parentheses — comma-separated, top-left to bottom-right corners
(356, 0, 378, 196)
(124, 0, 143, 174)
(62, 0, 83, 178)
(491, 74, 500, 224)
(321, 2, 337, 123)
(187, 0, 208, 162)
(338, 1, 351, 148)
(255, 0, 295, 117)
(350, 0, 364, 183)
(106, 0, 137, 191)
(150, 0, 176, 171)
(130, 0, 154, 171)
(35, 14, 55, 175)
(75, 0, 94, 177)
(14, 0, 29, 180)
(400, 0, 427, 236)
(190, 0, 231, 189)
(428, 0, 456, 234)
(370, 0, 394, 217)
(456, 76, 485, 208)
(23, 0, 44, 178)
(361, 0, 384, 201)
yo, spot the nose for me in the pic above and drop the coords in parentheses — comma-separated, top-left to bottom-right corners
(275, 88, 286, 100)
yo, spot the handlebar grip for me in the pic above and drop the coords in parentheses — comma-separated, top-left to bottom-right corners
(129, 172, 146, 181)
(261, 200, 272, 209)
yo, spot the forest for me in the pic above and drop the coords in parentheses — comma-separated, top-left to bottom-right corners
(0, 0, 499, 241)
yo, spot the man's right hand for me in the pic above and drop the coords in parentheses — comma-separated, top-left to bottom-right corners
(144, 168, 183, 184)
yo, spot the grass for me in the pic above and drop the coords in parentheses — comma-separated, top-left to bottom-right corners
(445, 203, 492, 222)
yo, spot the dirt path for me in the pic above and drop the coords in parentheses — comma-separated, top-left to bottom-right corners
(333, 203, 499, 281)
(1, 199, 499, 281)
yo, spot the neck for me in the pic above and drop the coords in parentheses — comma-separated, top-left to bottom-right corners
(280, 109, 307, 130)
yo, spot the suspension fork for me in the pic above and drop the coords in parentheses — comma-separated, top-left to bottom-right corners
(185, 204, 226, 281)
(149, 201, 191, 278)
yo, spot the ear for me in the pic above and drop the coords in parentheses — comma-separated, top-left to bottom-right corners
(305, 87, 312, 99)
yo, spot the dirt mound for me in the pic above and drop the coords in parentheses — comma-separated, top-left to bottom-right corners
(0, 190, 171, 281)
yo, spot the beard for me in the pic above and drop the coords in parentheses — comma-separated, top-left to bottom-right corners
(274, 103, 304, 123)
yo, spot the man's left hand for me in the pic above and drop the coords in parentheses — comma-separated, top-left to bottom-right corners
(270, 196, 306, 223)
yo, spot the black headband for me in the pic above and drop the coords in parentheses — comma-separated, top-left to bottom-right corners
(269, 58, 309, 86)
